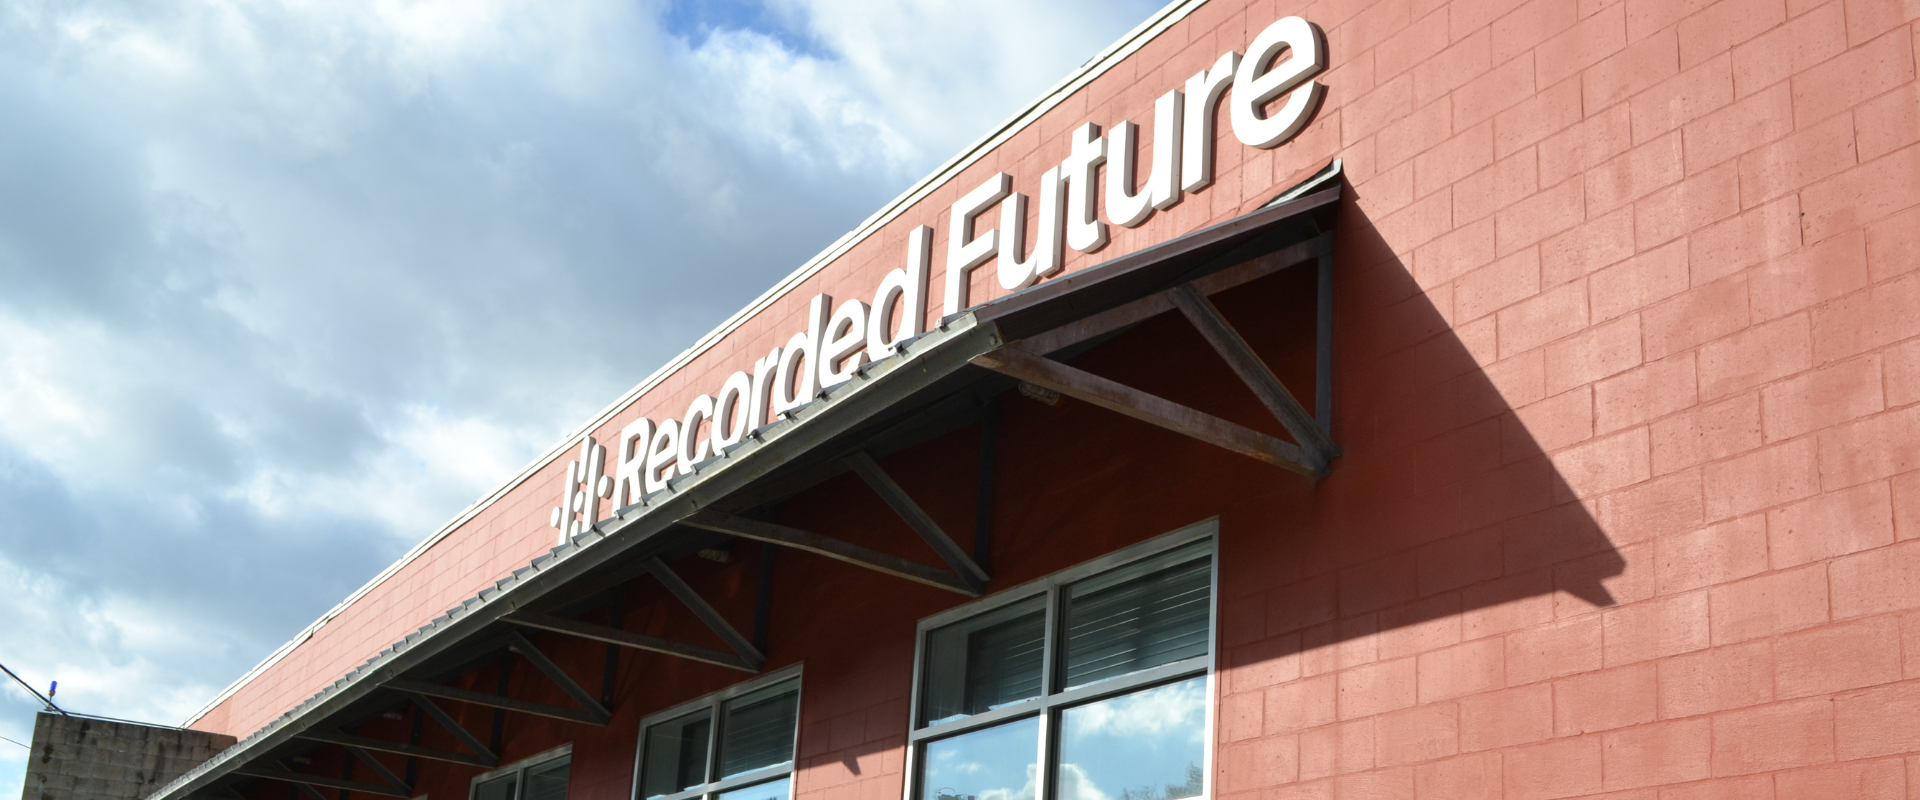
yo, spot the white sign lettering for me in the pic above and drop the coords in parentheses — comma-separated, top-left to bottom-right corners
(551, 15, 1327, 542)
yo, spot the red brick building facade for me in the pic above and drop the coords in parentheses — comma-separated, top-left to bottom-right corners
(152, 1, 1920, 799)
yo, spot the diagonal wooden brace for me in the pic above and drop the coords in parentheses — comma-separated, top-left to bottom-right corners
(1169, 284, 1338, 474)
(502, 610, 757, 672)
(272, 761, 334, 800)
(231, 766, 411, 798)
(844, 451, 990, 591)
(407, 694, 496, 766)
(682, 510, 976, 595)
(296, 729, 494, 769)
(386, 679, 606, 726)
(343, 747, 409, 796)
(643, 558, 765, 668)
(971, 346, 1317, 477)
(501, 631, 613, 722)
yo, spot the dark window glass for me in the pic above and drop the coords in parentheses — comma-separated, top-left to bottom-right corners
(476, 774, 517, 800)
(642, 711, 712, 798)
(523, 758, 569, 800)
(1060, 544, 1210, 690)
(717, 682, 799, 778)
(921, 597, 1046, 726)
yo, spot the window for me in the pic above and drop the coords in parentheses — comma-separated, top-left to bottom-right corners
(635, 668, 802, 800)
(473, 747, 571, 800)
(907, 525, 1215, 800)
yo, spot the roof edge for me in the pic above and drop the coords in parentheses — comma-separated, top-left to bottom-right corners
(182, 0, 1210, 728)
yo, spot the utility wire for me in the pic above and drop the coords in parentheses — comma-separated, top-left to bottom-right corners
(1, 735, 28, 749)
(0, 659, 66, 716)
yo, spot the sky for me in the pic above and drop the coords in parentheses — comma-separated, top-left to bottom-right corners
(0, 0, 1168, 791)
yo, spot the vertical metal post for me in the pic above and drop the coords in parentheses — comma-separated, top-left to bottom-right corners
(337, 733, 354, 800)
(488, 653, 510, 754)
(752, 543, 777, 655)
(1315, 252, 1334, 436)
(972, 400, 998, 573)
(601, 588, 624, 708)
(403, 704, 423, 787)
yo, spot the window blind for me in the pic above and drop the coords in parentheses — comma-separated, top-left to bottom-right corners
(642, 712, 711, 798)
(475, 775, 516, 800)
(920, 597, 1045, 725)
(717, 683, 799, 778)
(522, 759, 568, 800)
(1060, 545, 1210, 689)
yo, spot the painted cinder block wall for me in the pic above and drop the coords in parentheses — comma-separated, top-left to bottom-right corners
(20, 714, 235, 800)
(190, 0, 1920, 798)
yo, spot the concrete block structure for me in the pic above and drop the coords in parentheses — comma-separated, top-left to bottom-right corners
(20, 714, 235, 800)
(130, 1, 1920, 799)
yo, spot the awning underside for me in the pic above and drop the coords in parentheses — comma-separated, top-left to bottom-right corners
(153, 164, 1345, 800)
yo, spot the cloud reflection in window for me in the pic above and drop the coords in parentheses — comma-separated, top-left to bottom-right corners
(1055, 677, 1207, 800)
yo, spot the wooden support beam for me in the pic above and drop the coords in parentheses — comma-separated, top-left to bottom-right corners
(502, 610, 757, 672)
(709, 459, 850, 515)
(844, 452, 990, 591)
(973, 402, 997, 572)
(283, 776, 330, 800)
(343, 747, 409, 796)
(643, 558, 766, 667)
(682, 510, 976, 595)
(971, 346, 1317, 476)
(273, 762, 332, 800)
(386, 679, 607, 726)
(502, 632, 613, 723)
(295, 730, 494, 769)
(231, 768, 411, 798)
(406, 695, 495, 767)
(1019, 289, 1178, 357)
(1315, 251, 1334, 436)
(1019, 232, 1334, 355)
(514, 556, 659, 624)
(1169, 284, 1337, 474)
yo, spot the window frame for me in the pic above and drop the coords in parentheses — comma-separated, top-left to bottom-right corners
(469, 744, 573, 800)
(630, 664, 805, 800)
(902, 520, 1219, 800)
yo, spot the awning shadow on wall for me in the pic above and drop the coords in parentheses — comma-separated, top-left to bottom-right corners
(286, 179, 1636, 800)
(1202, 179, 1630, 684)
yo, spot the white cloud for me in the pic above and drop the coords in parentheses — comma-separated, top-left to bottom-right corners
(977, 764, 1038, 800)
(238, 404, 549, 536)
(0, 555, 226, 733)
(924, 760, 1117, 800)
(1063, 678, 1207, 742)
(680, 27, 920, 174)
(0, 0, 1167, 796)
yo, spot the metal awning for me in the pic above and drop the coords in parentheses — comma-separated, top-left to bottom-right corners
(150, 162, 1344, 800)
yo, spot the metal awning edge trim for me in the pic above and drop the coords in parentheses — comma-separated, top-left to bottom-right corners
(147, 316, 1004, 800)
(150, 179, 1343, 800)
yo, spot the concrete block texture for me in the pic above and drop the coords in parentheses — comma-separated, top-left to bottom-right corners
(21, 714, 235, 800)
(143, 2, 1920, 800)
